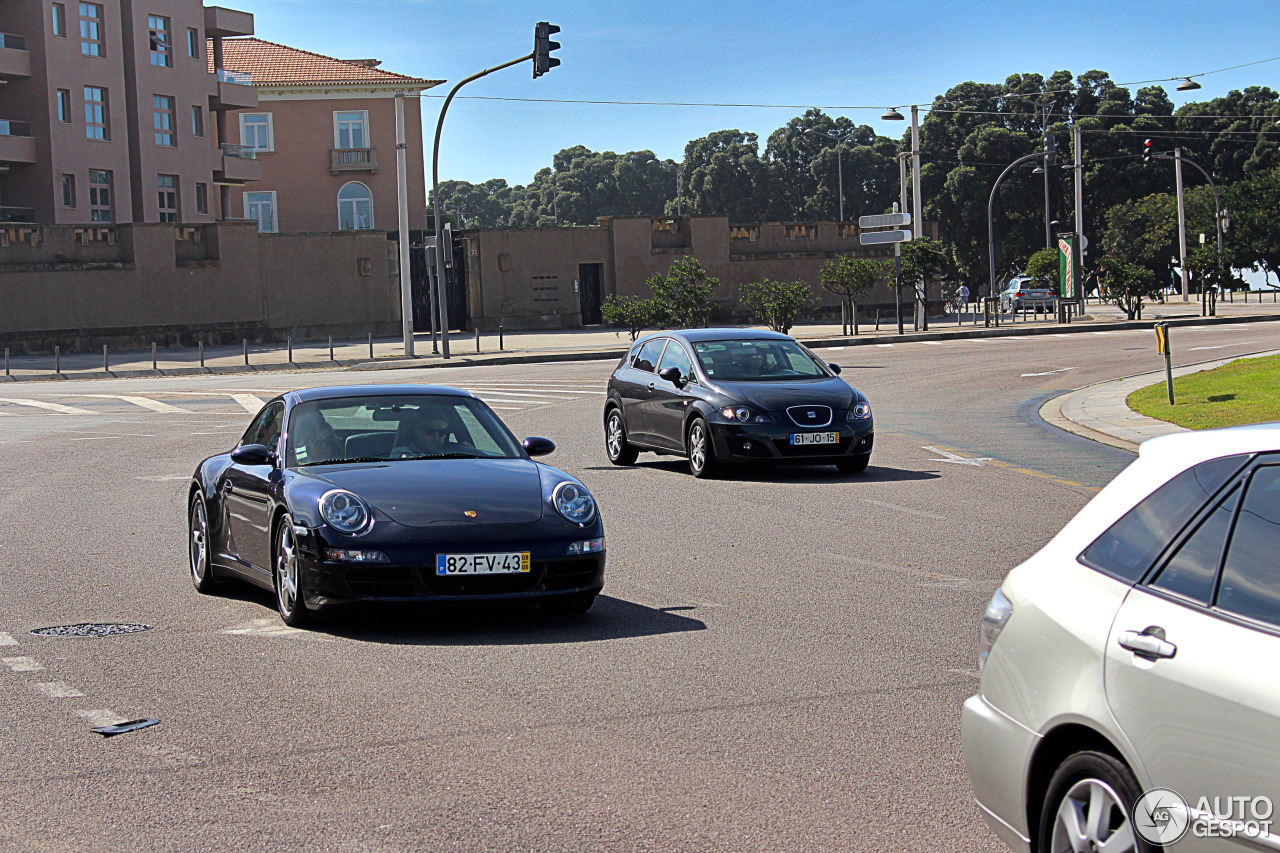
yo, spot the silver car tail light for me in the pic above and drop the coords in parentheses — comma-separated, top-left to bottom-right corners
(978, 588, 1013, 672)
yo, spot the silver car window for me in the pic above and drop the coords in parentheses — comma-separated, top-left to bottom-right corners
(633, 338, 667, 373)
(1150, 487, 1240, 605)
(1216, 466, 1280, 627)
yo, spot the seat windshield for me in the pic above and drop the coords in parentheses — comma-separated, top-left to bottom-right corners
(285, 395, 523, 467)
(692, 340, 828, 382)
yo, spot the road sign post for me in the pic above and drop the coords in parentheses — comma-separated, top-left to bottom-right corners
(1155, 322, 1174, 404)
(860, 212, 912, 335)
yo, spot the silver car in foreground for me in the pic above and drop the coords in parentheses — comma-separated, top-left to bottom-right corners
(963, 424, 1280, 853)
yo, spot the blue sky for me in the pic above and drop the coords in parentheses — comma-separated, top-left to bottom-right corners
(232, 0, 1279, 188)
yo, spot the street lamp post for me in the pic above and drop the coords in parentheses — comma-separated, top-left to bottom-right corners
(805, 128, 853, 222)
(988, 151, 1051, 306)
(1152, 147, 1226, 302)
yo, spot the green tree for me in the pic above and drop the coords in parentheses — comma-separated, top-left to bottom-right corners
(819, 256, 890, 333)
(601, 295, 656, 341)
(1024, 246, 1059, 283)
(738, 279, 815, 334)
(647, 257, 720, 328)
(1227, 167, 1280, 287)
(1100, 260, 1161, 319)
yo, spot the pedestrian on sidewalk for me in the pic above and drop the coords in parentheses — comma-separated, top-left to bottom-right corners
(958, 283, 970, 308)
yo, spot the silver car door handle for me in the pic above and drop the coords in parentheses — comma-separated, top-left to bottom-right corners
(1118, 630, 1177, 659)
(648, 383, 655, 390)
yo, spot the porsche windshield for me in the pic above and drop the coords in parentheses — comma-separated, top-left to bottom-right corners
(285, 395, 523, 467)
(691, 340, 828, 382)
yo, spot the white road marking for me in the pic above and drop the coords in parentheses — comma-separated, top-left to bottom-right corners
(34, 682, 84, 698)
(876, 344, 894, 348)
(75, 709, 127, 727)
(0, 398, 93, 414)
(133, 475, 192, 482)
(828, 347, 845, 351)
(3, 656, 44, 672)
(465, 389, 577, 400)
(461, 386, 605, 395)
(923, 446, 993, 466)
(221, 618, 334, 641)
(71, 434, 158, 441)
(71, 395, 193, 414)
(863, 499, 947, 521)
(1021, 367, 1078, 377)
(469, 396, 547, 406)
(1091, 331, 1113, 335)
(0, 633, 16, 646)
(231, 394, 264, 413)
(1189, 342, 1257, 351)
(922, 342, 944, 346)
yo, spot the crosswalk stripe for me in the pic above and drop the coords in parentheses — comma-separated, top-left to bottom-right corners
(231, 394, 264, 413)
(459, 386, 605, 395)
(72, 394, 192, 414)
(463, 389, 583, 399)
(876, 344, 894, 348)
(0, 398, 93, 414)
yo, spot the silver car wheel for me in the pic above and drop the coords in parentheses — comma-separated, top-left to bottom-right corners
(689, 422, 707, 471)
(1050, 778, 1136, 853)
(276, 523, 299, 617)
(189, 500, 208, 583)
(606, 414, 623, 458)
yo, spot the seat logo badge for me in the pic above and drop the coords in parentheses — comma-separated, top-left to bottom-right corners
(464, 510, 478, 518)
(807, 411, 816, 418)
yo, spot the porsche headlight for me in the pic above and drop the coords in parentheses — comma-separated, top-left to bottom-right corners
(552, 481, 597, 526)
(847, 402, 872, 421)
(319, 489, 372, 535)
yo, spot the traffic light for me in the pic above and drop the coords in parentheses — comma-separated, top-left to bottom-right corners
(441, 222, 453, 269)
(1043, 132, 1057, 165)
(533, 22, 561, 78)
(1143, 139, 1152, 164)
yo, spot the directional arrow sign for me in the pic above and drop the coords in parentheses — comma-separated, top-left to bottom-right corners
(860, 229, 913, 245)
(858, 212, 911, 229)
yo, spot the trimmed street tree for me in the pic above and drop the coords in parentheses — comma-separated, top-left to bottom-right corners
(899, 237, 950, 321)
(1024, 246, 1059, 283)
(739, 279, 816, 335)
(1100, 259, 1161, 319)
(601, 294, 656, 341)
(819, 256, 889, 334)
(648, 257, 720, 328)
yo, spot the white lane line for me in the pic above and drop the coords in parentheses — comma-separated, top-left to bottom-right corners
(488, 406, 522, 411)
(461, 386, 605, 395)
(876, 344, 894, 348)
(231, 394, 264, 413)
(71, 434, 158, 441)
(0, 398, 94, 414)
(464, 390, 586, 400)
(863, 499, 946, 521)
(922, 342, 944, 346)
(1021, 367, 1078, 377)
(828, 347, 845, 351)
(72, 394, 193, 414)
(1190, 342, 1257, 351)
(923, 446, 992, 466)
(470, 396, 544, 405)
(75, 709, 127, 727)
(34, 682, 84, 698)
(134, 475, 192, 482)
(221, 618, 335, 641)
(1091, 331, 1113, 335)
(0, 633, 16, 646)
(3, 656, 44, 672)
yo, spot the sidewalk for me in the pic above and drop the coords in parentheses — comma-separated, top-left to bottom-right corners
(4, 295, 1280, 382)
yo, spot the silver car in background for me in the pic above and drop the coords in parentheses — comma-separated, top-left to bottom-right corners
(999, 276, 1057, 313)
(963, 424, 1280, 853)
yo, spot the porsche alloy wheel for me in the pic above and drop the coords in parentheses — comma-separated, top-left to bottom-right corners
(605, 409, 638, 465)
(189, 497, 220, 594)
(274, 516, 311, 627)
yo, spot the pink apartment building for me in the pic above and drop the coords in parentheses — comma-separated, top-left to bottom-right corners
(0, 0, 260, 224)
(215, 38, 440, 233)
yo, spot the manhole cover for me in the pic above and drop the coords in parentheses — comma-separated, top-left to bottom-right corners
(30, 623, 153, 637)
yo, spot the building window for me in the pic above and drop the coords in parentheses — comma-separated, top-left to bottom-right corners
(52, 3, 67, 37)
(158, 174, 179, 223)
(84, 86, 107, 140)
(191, 105, 203, 138)
(79, 3, 103, 56)
(89, 170, 112, 222)
(333, 111, 368, 149)
(239, 113, 272, 152)
(152, 95, 175, 146)
(62, 175, 77, 208)
(57, 89, 72, 123)
(148, 16, 171, 67)
(244, 191, 277, 233)
(195, 183, 208, 214)
(337, 182, 373, 230)
(186, 27, 200, 59)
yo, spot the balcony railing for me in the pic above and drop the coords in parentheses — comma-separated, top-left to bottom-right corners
(0, 119, 32, 137)
(0, 33, 27, 50)
(0, 206, 36, 223)
(220, 142, 257, 160)
(216, 68, 251, 85)
(330, 147, 379, 173)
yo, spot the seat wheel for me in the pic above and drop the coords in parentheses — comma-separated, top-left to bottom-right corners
(686, 417, 719, 478)
(605, 409, 638, 465)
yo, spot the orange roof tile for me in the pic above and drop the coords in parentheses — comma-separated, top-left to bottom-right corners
(210, 37, 443, 89)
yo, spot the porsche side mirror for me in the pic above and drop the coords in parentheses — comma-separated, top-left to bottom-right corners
(828, 363, 842, 375)
(658, 366, 685, 387)
(523, 437, 556, 457)
(231, 444, 273, 465)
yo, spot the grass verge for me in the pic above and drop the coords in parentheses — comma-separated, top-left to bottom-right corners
(1128, 354, 1280, 429)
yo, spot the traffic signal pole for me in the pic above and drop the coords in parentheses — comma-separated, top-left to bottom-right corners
(1175, 147, 1188, 302)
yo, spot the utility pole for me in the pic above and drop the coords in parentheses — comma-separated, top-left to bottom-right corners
(395, 90, 413, 356)
(1175, 147, 1189, 301)
(911, 105, 925, 331)
(1073, 123, 1083, 263)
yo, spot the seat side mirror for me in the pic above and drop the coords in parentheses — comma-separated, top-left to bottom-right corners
(231, 443, 273, 465)
(827, 363, 842, 375)
(523, 436, 556, 457)
(658, 366, 685, 387)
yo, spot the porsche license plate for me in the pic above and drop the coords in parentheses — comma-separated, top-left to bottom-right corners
(791, 432, 839, 446)
(436, 552, 531, 575)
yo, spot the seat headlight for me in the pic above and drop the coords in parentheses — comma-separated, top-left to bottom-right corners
(848, 402, 872, 421)
(319, 489, 372, 535)
(552, 481, 597, 526)
(721, 406, 770, 423)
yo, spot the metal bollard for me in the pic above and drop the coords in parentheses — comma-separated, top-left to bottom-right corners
(199, 340, 204, 367)
(328, 334, 334, 361)
(499, 325, 504, 351)
(475, 327, 480, 353)
(368, 333, 374, 359)
(103, 344, 109, 372)
(3, 348, 7, 375)
(288, 335, 293, 363)
(853, 301, 859, 335)
(55, 345, 60, 374)
(243, 339, 249, 366)
(875, 308, 881, 331)
(151, 342, 157, 370)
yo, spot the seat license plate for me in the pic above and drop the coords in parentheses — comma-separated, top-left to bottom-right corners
(791, 432, 839, 446)
(436, 552, 531, 575)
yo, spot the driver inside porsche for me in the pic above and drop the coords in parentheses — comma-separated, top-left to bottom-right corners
(292, 409, 343, 464)
(392, 411, 453, 458)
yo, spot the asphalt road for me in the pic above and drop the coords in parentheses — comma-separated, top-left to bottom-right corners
(1, 321, 1276, 852)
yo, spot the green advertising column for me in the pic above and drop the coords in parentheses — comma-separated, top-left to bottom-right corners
(1057, 234, 1080, 300)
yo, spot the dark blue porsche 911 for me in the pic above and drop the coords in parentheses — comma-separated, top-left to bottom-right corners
(188, 385, 605, 627)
